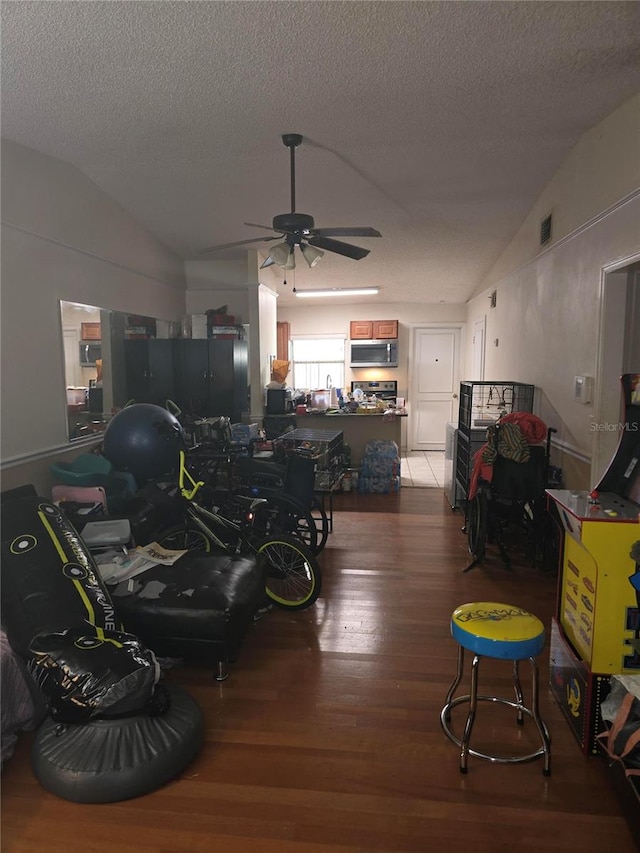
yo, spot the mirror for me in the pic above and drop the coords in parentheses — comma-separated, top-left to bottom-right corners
(61, 301, 174, 441)
(61, 301, 250, 442)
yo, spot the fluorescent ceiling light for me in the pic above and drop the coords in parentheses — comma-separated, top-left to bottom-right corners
(295, 287, 379, 298)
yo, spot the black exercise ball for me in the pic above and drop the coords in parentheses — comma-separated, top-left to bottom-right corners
(102, 403, 183, 482)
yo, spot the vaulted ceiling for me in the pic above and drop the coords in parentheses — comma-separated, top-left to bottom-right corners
(2, 1, 639, 306)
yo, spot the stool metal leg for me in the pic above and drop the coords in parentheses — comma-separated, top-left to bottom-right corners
(459, 653, 480, 774)
(442, 643, 465, 720)
(440, 648, 552, 775)
(511, 659, 525, 725)
(528, 656, 552, 776)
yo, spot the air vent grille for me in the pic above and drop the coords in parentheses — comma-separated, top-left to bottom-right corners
(540, 213, 552, 246)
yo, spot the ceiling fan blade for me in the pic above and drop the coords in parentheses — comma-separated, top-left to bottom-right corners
(307, 235, 370, 260)
(244, 222, 277, 232)
(199, 235, 279, 254)
(312, 227, 382, 238)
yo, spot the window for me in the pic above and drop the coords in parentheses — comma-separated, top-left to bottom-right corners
(291, 336, 345, 390)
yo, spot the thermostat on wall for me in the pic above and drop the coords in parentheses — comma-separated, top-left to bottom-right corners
(574, 375, 593, 404)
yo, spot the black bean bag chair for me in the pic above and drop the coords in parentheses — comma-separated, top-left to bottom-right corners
(0, 490, 204, 802)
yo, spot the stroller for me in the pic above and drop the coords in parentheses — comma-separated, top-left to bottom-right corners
(464, 413, 558, 573)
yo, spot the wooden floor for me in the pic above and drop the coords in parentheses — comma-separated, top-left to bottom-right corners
(2, 489, 637, 852)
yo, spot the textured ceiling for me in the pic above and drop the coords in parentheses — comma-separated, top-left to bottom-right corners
(2, 1, 639, 307)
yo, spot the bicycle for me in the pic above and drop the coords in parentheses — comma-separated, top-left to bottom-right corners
(152, 450, 322, 610)
(187, 442, 330, 555)
(161, 402, 329, 556)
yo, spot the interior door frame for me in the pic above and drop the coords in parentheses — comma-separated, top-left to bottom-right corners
(592, 252, 640, 485)
(408, 322, 465, 451)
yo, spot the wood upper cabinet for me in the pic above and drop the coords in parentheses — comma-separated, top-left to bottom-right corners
(373, 320, 398, 339)
(277, 321, 290, 361)
(81, 322, 101, 340)
(350, 321, 374, 339)
(350, 320, 398, 340)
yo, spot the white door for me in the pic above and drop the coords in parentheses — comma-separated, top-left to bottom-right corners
(63, 327, 82, 386)
(410, 326, 462, 450)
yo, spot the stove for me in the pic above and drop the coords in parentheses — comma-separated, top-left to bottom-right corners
(351, 380, 398, 400)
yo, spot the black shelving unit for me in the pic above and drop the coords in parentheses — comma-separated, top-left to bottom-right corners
(455, 380, 535, 507)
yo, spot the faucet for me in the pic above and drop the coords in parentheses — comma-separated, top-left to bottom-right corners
(326, 374, 332, 388)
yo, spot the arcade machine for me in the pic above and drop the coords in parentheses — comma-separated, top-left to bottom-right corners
(546, 373, 640, 754)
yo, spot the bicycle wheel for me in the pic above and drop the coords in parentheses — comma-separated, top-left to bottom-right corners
(156, 522, 213, 552)
(253, 533, 322, 610)
(467, 489, 488, 560)
(253, 494, 321, 555)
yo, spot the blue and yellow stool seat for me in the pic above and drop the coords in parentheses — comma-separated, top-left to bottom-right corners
(440, 602, 551, 775)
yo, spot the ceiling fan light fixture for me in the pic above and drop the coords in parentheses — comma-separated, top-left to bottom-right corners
(295, 287, 380, 298)
(300, 243, 324, 268)
(267, 242, 291, 269)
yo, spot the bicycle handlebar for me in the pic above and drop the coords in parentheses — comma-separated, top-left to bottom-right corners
(178, 449, 206, 501)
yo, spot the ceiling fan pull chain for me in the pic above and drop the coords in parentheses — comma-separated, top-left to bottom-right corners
(284, 266, 297, 289)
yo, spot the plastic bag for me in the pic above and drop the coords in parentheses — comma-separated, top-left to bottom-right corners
(29, 625, 160, 724)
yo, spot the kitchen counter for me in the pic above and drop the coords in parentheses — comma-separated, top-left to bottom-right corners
(296, 411, 405, 467)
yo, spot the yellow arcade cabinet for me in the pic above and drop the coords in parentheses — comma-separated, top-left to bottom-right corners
(547, 373, 640, 754)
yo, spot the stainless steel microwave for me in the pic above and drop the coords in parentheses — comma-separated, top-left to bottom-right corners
(350, 339, 398, 368)
(79, 342, 101, 366)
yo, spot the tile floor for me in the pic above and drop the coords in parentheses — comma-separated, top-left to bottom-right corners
(401, 450, 445, 488)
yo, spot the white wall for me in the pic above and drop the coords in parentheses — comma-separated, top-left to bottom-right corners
(1, 140, 186, 467)
(247, 284, 279, 419)
(466, 196, 640, 457)
(463, 94, 640, 487)
(184, 259, 251, 321)
(476, 94, 640, 295)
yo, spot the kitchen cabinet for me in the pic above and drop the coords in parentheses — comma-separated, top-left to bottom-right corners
(373, 320, 398, 339)
(350, 321, 374, 340)
(124, 339, 177, 406)
(277, 321, 290, 361)
(349, 320, 398, 340)
(81, 322, 101, 340)
(175, 338, 248, 422)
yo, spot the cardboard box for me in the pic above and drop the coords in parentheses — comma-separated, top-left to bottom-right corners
(191, 314, 208, 339)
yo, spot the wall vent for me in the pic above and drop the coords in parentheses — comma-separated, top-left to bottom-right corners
(540, 213, 552, 246)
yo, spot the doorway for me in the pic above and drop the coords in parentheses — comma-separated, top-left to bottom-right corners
(409, 325, 463, 451)
(592, 258, 640, 484)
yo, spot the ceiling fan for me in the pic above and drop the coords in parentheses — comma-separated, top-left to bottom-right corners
(199, 133, 381, 269)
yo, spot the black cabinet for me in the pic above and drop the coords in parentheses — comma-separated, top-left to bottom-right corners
(175, 339, 248, 422)
(124, 339, 177, 406)
(121, 338, 248, 422)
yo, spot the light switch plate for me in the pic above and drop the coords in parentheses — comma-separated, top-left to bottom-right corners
(574, 375, 593, 404)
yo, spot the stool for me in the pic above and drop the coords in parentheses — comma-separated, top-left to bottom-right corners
(440, 601, 551, 775)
